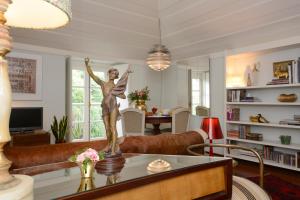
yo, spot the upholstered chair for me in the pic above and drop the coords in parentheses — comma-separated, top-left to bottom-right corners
(172, 108, 190, 133)
(120, 108, 145, 136)
(195, 105, 209, 116)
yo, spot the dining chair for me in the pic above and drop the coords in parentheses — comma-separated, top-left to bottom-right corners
(195, 105, 209, 116)
(120, 108, 145, 136)
(171, 107, 190, 133)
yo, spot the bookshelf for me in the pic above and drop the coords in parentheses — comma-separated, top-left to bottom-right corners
(225, 44, 300, 171)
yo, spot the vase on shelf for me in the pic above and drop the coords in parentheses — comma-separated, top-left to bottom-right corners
(78, 162, 95, 178)
(135, 100, 147, 112)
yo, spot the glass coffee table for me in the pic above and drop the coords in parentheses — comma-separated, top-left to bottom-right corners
(33, 154, 232, 200)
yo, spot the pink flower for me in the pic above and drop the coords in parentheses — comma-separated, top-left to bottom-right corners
(76, 148, 99, 163)
(76, 153, 85, 163)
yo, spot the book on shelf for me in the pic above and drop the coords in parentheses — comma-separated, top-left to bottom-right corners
(227, 89, 246, 102)
(267, 78, 289, 85)
(238, 125, 250, 139)
(298, 57, 300, 84)
(294, 115, 300, 121)
(279, 119, 300, 126)
(227, 107, 240, 121)
(297, 152, 300, 168)
(246, 132, 263, 141)
(227, 130, 239, 138)
(227, 129, 263, 141)
(240, 97, 255, 102)
(264, 146, 296, 167)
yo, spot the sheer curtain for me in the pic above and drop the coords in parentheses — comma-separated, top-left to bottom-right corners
(189, 70, 210, 115)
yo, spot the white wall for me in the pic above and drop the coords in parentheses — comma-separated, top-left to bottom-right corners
(10, 49, 66, 143)
(128, 64, 162, 109)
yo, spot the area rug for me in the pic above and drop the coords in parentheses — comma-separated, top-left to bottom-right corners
(248, 175, 300, 200)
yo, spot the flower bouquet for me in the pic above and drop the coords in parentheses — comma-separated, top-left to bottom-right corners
(69, 148, 105, 178)
(128, 86, 150, 102)
(128, 87, 150, 112)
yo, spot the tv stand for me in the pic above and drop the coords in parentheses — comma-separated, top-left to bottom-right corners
(10, 131, 50, 146)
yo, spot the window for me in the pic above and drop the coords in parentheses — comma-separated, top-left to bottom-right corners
(191, 70, 210, 115)
(71, 68, 106, 141)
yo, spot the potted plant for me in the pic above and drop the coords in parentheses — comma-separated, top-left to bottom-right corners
(51, 116, 68, 143)
(128, 86, 150, 112)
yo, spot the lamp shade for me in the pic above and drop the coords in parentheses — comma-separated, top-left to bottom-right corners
(146, 44, 171, 71)
(5, 0, 71, 29)
(201, 117, 223, 139)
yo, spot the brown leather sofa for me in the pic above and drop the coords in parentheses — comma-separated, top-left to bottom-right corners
(4, 131, 203, 175)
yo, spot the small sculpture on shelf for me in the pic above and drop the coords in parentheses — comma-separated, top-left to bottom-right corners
(249, 114, 269, 123)
(252, 62, 260, 85)
(245, 65, 252, 86)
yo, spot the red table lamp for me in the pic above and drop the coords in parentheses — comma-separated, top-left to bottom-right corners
(201, 117, 223, 156)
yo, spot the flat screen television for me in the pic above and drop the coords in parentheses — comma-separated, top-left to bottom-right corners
(9, 107, 43, 133)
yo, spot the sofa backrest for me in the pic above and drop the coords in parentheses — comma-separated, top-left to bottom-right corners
(5, 131, 203, 170)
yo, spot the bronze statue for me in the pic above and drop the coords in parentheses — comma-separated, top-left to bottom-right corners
(85, 58, 132, 156)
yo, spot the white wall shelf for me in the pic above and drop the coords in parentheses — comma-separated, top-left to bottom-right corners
(227, 153, 300, 172)
(225, 45, 300, 171)
(226, 102, 300, 106)
(226, 137, 300, 150)
(226, 83, 300, 90)
(226, 121, 300, 129)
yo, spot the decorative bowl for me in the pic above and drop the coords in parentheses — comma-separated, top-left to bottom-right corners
(277, 94, 297, 102)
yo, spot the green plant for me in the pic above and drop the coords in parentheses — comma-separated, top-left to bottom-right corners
(51, 116, 68, 143)
(72, 123, 83, 139)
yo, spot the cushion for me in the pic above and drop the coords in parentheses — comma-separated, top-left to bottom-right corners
(232, 176, 270, 200)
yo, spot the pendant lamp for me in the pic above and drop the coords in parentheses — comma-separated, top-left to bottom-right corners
(146, 19, 171, 71)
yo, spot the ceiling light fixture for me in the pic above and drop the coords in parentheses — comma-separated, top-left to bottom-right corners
(5, 0, 72, 29)
(146, 19, 171, 71)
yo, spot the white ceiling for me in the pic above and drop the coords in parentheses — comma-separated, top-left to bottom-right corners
(10, 0, 300, 61)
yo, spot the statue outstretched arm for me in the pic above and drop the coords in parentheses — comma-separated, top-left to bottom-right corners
(85, 58, 104, 87)
(111, 65, 133, 97)
(117, 93, 126, 99)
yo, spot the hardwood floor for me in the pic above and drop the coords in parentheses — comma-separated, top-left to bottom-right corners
(233, 159, 300, 186)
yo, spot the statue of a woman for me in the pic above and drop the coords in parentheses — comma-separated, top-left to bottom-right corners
(85, 58, 132, 156)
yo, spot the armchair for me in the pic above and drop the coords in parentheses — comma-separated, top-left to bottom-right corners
(187, 143, 270, 200)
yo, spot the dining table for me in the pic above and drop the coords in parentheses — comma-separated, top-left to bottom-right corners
(145, 115, 172, 134)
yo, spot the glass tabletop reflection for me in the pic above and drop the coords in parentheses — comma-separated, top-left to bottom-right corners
(33, 154, 229, 200)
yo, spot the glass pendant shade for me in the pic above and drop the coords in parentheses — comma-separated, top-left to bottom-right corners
(4, 0, 72, 29)
(146, 44, 171, 71)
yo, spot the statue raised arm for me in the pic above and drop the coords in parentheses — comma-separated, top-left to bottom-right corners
(85, 57, 104, 87)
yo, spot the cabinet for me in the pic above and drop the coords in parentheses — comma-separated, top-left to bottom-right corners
(11, 131, 50, 146)
(225, 45, 300, 171)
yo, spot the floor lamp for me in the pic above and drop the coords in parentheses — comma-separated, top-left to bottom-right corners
(201, 117, 223, 156)
(0, 0, 71, 196)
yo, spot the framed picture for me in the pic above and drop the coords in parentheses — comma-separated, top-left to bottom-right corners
(273, 60, 293, 79)
(7, 52, 43, 100)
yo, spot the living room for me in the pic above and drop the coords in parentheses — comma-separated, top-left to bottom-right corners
(0, 0, 300, 200)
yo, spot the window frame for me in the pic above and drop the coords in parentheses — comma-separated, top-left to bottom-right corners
(69, 64, 107, 142)
(189, 69, 210, 115)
